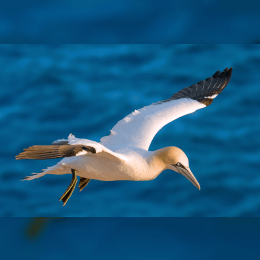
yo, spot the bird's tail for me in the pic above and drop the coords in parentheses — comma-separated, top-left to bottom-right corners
(21, 164, 66, 181)
(22, 171, 46, 181)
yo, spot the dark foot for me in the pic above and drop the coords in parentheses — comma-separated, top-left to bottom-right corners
(59, 169, 78, 206)
(79, 177, 91, 192)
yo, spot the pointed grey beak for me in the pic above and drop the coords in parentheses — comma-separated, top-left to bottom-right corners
(176, 166, 200, 190)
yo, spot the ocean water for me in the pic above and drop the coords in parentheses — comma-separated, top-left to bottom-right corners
(1, 44, 260, 216)
(1, 0, 260, 43)
(1, 218, 260, 260)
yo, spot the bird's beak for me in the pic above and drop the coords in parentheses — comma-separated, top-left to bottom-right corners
(174, 165, 200, 190)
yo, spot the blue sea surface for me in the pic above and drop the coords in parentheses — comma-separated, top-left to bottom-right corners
(1, 44, 260, 216)
(1, 218, 260, 260)
(1, 0, 260, 43)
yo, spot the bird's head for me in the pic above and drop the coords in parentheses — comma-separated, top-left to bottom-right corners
(157, 147, 200, 190)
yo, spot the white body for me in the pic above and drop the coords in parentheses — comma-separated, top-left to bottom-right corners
(54, 148, 165, 181)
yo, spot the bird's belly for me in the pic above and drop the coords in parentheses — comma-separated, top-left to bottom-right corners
(68, 155, 137, 181)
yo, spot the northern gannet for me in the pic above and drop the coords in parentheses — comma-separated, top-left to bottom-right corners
(16, 68, 232, 205)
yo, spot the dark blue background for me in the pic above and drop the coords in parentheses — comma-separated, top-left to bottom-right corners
(1, 0, 260, 43)
(1, 218, 260, 260)
(1, 44, 259, 217)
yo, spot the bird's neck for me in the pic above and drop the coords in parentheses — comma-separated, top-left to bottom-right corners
(145, 149, 167, 180)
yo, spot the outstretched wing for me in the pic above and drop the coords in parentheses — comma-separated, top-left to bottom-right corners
(16, 134, 126, 162)
(100, 68, 232, 151)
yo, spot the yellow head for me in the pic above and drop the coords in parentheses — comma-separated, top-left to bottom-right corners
(156, 147, 200, 190)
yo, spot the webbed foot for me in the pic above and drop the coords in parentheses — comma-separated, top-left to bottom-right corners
(59, 169, 78, 206)
(79, 177, 91, 192)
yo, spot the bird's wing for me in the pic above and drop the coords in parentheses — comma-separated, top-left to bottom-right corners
(100, 68, 232, 151)
(52, 134, 126, 162)
(52, 133, 104, 153)
(16, 134, 126, 162)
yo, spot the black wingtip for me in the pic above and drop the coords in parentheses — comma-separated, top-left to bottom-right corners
(220, 67, 232, 78)
(213, 67, 232, 79)
(154, 67, 233, 106)
(227, 67, 233, 77)
(223, 67, 232, 85)
(213, 70, 221, 78)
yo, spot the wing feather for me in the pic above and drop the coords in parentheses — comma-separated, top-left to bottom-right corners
(52, 133, 127, 162)
(100, 68, 232, 151)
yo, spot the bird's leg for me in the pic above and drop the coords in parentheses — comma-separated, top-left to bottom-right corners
(59, 169, 78, 206)
(79, 177, 91, 192)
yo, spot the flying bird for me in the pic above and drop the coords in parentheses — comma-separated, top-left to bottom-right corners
(16, 68, 232, 206)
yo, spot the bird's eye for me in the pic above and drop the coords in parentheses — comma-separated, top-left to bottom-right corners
(176, 162, 181, 166)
